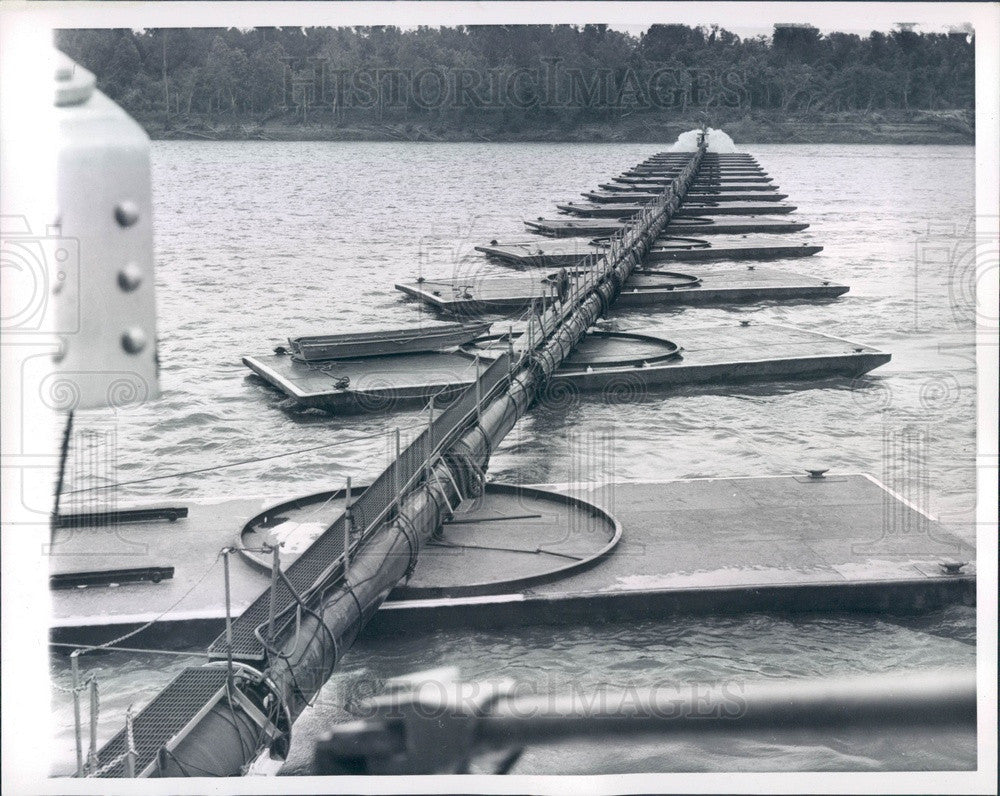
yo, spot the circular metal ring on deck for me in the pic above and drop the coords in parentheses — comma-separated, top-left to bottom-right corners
(655, 236, 711, 250)
(460, 332, 520, 362)
(464, 330, 682, 368)
(237, 483, 622, 599)
(560, 331, 682, 368)
(238, 485, 360, 573)
(393, 482, 622, 598)
(628, 271, 702, 290)
(668, 216, 713, 226)
(541, 268, 589, 284)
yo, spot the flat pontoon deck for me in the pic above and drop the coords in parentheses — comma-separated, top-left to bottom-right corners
(583, 191, 788, 203)
(526, 216, 810, 237)
(600, 180, 774, 192)
(557, 202, 798, 218)
(617, 170, 770, 182)
(475, 237, 822, 267)
(395, 265, 847, 314)
(49, 475, 973, 648)
(241, 324, 889, 413)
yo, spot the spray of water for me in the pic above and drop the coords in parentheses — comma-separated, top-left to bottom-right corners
(669, 127, 739, 153)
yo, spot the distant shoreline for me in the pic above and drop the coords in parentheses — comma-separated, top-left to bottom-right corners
(145, 111, 974, 146)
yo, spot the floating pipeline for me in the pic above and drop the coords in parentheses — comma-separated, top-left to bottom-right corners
(110, 142, 708, 777)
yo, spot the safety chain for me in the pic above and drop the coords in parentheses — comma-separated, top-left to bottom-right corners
(126, 704, 137, 765)
(83, 703, 135, 778)
(86, 678, 100, 773)
(84, 750, 127, 778)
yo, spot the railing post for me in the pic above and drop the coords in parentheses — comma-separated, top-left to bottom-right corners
(70, 650, 83, 777)
(267, 544, 280, 646)
(474, 355, 482, 424)
(424, 397, 435, 483)
(87, 676, 99, 775)
(344, 477, 352, 578)
(507, 328, 515, 376)
(393, 428, 402, 518)
(223, 547, 234, 686)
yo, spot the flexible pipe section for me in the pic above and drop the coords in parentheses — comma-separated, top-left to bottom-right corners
(156, 143, 706, 777)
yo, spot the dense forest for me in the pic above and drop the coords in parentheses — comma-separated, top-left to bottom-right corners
(56, 24, 975, 142)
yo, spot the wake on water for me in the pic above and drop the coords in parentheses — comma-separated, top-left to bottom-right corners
(669, 127, 739, 153)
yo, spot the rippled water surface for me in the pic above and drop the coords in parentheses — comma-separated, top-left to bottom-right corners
(53, 142, 976, 774)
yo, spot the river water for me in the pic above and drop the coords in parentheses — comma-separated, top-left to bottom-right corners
(50, 142, 977, 774)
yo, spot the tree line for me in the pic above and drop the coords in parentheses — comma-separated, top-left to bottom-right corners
(56, 25, 974, 132)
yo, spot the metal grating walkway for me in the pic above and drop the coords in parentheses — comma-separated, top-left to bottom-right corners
(93, 667, 229, 777)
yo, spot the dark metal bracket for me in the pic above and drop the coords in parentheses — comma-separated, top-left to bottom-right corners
(53, 506, 189, 529)
(50, 566, 175, 590)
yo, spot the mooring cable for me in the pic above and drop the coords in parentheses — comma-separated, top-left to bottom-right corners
(63, 424, 426, 495)
(49, 641, 209, 658)
(67, 552, 223, 656)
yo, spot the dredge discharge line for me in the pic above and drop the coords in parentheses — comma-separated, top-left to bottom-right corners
(119, 141, 708, 778)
